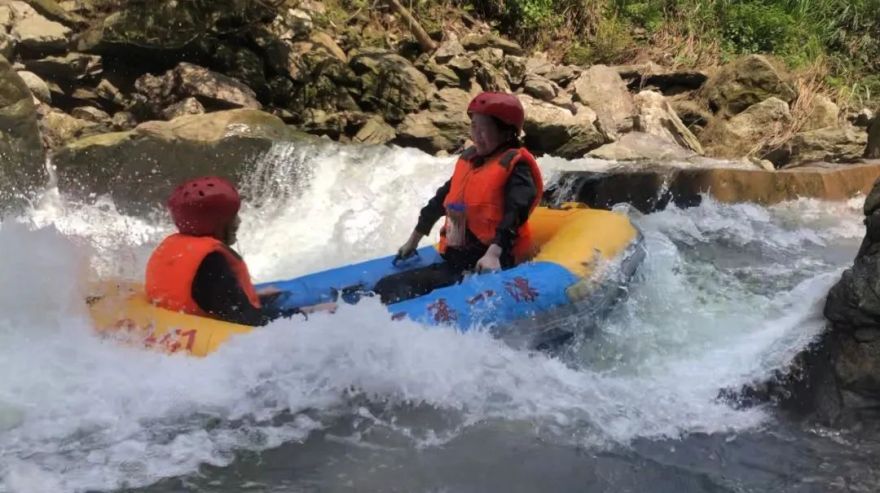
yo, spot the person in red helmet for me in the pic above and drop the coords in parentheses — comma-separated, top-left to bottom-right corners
(145, 176, 332, 326)
(374, 92, 544, 304)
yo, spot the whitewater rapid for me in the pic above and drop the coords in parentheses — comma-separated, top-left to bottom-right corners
(0, 142, 865, 492)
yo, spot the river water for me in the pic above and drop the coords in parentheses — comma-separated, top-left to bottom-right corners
(1, 141, 877, 492)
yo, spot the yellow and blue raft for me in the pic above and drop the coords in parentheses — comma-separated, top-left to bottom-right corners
(89, 205, 644, 356)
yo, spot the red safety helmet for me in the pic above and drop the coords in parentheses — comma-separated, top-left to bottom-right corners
(467, 92, 525, 132)
(167, 176, 241, 236)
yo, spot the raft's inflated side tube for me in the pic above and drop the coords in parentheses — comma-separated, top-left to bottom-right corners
(89, 205, 643, 356)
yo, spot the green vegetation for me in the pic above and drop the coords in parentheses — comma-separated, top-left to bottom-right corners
(455, 0, 880, 105)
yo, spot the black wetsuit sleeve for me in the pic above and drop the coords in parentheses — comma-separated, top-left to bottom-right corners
(493, 161, 538, 254)
(192, 252, 275, 326)
(415, 179, 451, 236)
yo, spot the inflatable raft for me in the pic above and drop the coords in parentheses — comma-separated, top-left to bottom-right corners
(89, 204, 644, 356)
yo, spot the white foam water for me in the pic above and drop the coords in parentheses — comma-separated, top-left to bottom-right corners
(0, 142, 864, 492)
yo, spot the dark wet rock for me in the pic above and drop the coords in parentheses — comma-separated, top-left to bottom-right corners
(551, 162, 880, 214)
(867, 117, 880, 159)
(617, 63, 708, 95)
(52, 109, 313, 211)
(22, 52, 101, 83)
(0, 54, 47, 210)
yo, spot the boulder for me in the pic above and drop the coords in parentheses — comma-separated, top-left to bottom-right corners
(22, 52, 101, 83)
(16, 70, 50, 103)
(866, 117, 880, 159)
(701, 55, 796, 116)
(134, 62, 261, 118)
(616, 64, 708, 94)
(788, 126, 867, 164)
(434, 37, 465, 64)
(572, 64, 635, 138)
(353, 116, 396, 145)
(394, 110, 468, 154)
(110, 110, 136, 130)
(0, 55, 47, 209)
(802, 94, 840, 131)
(588, 132, 698, 161)
(447, 55, 475, 78)
(70, 105, 110, 123)
(350, 49, 431, 123)
(175, 62, 261, 110)
(671, 98, 713, 134)
(850, 108, 875, 128)
(633, 90, 702, 153)
(543, 65, 579, 87)
(0, 31, 15, 60)
(523, 74, 557, 102)
(503, 55, 527, 87)
(393, 88, 473, 153)
(161, 97, 205, 120)
(521, 95, 607, 158)
(78, 0, 274, 56)
(420, 59, 460, 88)
(39, 108, 96, 148)
(700, 97, 792, 159)
(9, 1, 70, 55)
(20, 0, 85, 26)
(819, 177, 880, 423)
(472, 53, 510, 93)
(460, 33, 524, 56)
(95, 78, 125, 108)
(52, 109, 314, 211)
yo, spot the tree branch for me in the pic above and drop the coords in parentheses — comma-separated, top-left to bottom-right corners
(385, 0, 436, 52)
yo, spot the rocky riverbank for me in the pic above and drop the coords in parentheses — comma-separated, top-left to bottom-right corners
(0, 0, 876, 212)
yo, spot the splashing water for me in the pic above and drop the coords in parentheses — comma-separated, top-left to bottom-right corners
(0, 141, 869, 492)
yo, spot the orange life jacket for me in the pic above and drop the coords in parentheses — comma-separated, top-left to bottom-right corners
(145, 234, 261, 317)
(439, 146, 543, 263)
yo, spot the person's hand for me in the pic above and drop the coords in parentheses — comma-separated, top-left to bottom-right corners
(476, 244, 503, 273)
(397, 230, 423, 260)
(301, 302, 337, 314)
(256, 285, 281, 296)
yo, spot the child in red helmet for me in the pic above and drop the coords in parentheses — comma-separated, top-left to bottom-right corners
(146, 176, 333, 325)
(374, 92, 544, 304)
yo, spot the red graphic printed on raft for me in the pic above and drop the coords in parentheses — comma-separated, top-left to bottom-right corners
(467, 289, 496, 305)
(504, 277, 539, 303)
(144, 328, 198, 353)
(109, 318, 197, 353)
(427, 298, 457, 323)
